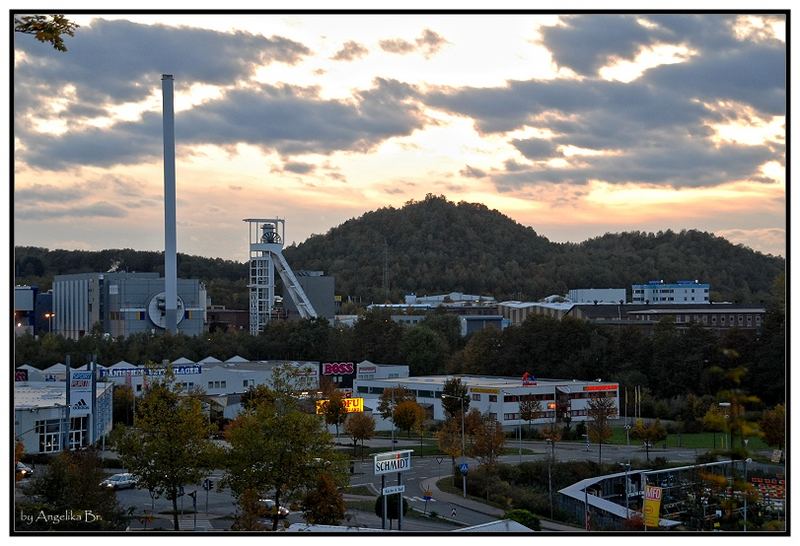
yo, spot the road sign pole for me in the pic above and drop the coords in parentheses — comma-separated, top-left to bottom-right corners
(381, 475, 386, 530)
(398, 471, 403, 531)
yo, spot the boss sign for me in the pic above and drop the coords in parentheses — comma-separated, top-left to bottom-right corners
(322, 362, 355, 375)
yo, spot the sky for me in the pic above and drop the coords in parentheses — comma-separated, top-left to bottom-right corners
(12, 12, 787, 261)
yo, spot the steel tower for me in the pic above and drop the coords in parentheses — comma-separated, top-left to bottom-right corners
(244, 219, 317, 335)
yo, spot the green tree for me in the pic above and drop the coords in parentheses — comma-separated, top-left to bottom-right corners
(441, 377, 469, 420)
(303, 473, 347, 525)
(116, 379, 219, 531)
(344, 412, 375, 456)
(374, 494, 409, 530)
(20, 449, 126, 530)
(14, 14, 79, 51)
(394, 399, 426, 438)
(400, 325, 449, 375)
(503, 508, 541, 531)
(321, 390, 348, 441)
(587, 396, 615, 465)
(223, 381, 346, 531)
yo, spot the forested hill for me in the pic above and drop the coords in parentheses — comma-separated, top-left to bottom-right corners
(15, 195, 784, 305)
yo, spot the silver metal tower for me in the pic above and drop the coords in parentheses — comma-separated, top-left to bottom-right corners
(244, 218, 317, 335)
(161, 74, 178, 334)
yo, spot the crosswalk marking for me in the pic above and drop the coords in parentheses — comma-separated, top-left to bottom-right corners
(405, 496, 436, 502)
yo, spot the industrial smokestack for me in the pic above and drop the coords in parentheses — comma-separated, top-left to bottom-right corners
(161, 74, 178, 333)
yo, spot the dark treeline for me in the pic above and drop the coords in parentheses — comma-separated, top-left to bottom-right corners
(16, 290, 785, 408)
(15, 196, 784, 308)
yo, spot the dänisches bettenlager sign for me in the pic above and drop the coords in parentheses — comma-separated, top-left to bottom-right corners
(374, 450, 413, 475)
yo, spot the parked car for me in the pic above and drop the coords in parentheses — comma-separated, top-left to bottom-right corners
(100, 473, 138, 490)
(16, 462, 33, 479)
(259, 498, 290, 518)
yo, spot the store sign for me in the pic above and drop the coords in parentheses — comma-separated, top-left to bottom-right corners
(643, 485, 662, 528)
(99, 365, 202, 378)
(374, 450, 413, 475)
(522, 372, 537, 386)
(315, 397, 364, 414)
(583, 385, 617, 392)
(358, 365, 377, 374)
(15, 370, 28, 381)
(69, 371, 93, 418)
(322, 362, 355, 375)
(470, 387, 499, 395)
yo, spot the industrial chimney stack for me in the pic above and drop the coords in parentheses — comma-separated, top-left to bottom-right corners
(161, 74, 178, 333)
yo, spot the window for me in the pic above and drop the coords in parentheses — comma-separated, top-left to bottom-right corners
(208, 381, 214, 389)
(738, 315, 743, 325)
(370, 387, 384, 394)
(504, 413, 520, 421)
(357, 386, 369, 394)
(36, 419, 62, 453)
(220, 381, 226, 389)
(136, 384, 142, 392)
(489, 395, 497, 403)
(418, 390, 434, 398)
(69, 417, 88, 450)
(472, 393, 481, 401)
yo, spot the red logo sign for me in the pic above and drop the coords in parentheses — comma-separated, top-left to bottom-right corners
(322, 362, 354, 375)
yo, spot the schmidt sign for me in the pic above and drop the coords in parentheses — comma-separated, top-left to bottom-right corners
(374, 450, 413, 475)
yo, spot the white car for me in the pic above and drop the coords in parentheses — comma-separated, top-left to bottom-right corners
(100, 473, 138, 490)
(260, 498, 290, 518)
(16, 462, 33, 479)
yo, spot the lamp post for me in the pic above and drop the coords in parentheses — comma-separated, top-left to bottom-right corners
(44, 312, 55, 333)
(619, 461, 631, 520)
(441, 392, 466, 498)
(743, 457, 752, 531)
(546, 438, 554, 519)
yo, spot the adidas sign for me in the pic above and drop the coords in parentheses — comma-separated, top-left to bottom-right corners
(72, 399, 89, 410)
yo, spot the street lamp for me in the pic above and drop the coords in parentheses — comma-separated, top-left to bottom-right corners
(743, 457, 752, 531)
(441, 392, 466, 498)
(619, 461, 631, 520)
(44, 312, 55, 333)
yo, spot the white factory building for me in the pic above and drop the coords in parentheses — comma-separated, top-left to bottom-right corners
(632, 280, 710, 304)
(353, 374, 620, 431)
(567, 288, 627, 304)
(15, 381, 113, 455)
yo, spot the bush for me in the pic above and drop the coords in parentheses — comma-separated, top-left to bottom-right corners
(504, 508, 541, 531)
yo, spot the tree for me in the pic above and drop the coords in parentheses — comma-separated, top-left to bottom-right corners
(587, 396, 615, 465)
(469, 412, 505, 466)
(437, 417, 463, 485)
(377, 386, 416, 438)
(344, 412, 375, 456)
(322, 390, 348, 441)
(230, 488, 267, 531)
(518, 396, 542, 438)
(223, 380, 346, 531)
(703, 404, 727, 450)
(400, 325, 449, 375)
(116, 379, 219, 531)
(504, 508, 541, 531)
(759, 404, 785, 455)
(14, 14, 79, 51)
(630, 419, 667, 461)
(20, 449, 125, 530)
(394, 399, 426, 438)
(303, 473, 347, 525)
(441, 377, 469, 420)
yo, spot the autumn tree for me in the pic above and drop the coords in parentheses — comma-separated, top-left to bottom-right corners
(321, 389, 349, 441)
(303, 473, 347, 525)
(377, 385, 415, 437)
(703, 404, 727, 450)
(116, 379, 219, 531)
(344, 412, 375, 456)
(231, 488, 266, 531)
(587, 396, 615, 465)
(394, 399, 426, 438)
(223, 376, 346, 531)
(630, 419, 667, 461)
(437, 417, 464, 486)
(469, 412, 506, 466)
(441, 377, 470, 420)
(760, 404, 785, 457)
(14, 14, 79, 51)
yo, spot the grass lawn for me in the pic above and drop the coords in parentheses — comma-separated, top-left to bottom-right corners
(604, 426, 768, 450)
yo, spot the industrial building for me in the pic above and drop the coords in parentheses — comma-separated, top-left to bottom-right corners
(14, 285, 53, 336)
(459, 315, 507, 336)
(14, 380, 113, 455)
(52, 272, 207, 339)
(353, 374, 620, 431)
(284, 270, 335, 321)
(568, 288, 626, 304)
(631, 280, 710, 304)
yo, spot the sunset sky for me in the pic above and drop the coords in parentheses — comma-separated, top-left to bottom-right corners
(13, 12, 786, 260)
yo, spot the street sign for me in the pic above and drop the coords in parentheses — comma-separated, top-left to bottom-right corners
(203, 478, 212, 491)
(771, 449, 783, 463)
(374, 450, 413, 475)
(435, 456, 443, 465)
(382, 485, 405, 495)
(459, 463, 469, 475)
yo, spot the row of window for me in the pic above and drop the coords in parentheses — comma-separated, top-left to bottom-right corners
(35, 417, 88, 453)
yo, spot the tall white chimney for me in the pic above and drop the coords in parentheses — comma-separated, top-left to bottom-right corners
(161, 74, 178, 333)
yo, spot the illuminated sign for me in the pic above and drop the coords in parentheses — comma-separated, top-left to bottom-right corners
(583, 385, 617, 391)
(547, 402, 556, 410)
(522, 372, 537, 386)
(643, 485, 663, 527)
(322, 362, 355, 375)
(470, 387, 499, 395)
(315, 397, 364, 414)
(99, 365, 202, 378)
(374, 450, 413, 475)
(358, 365, 377, 374)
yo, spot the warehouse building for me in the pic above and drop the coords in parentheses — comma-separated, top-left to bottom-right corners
(631, 280, 710, 304)
(353, 374, 619, 431)
(52, 272, 207, 339)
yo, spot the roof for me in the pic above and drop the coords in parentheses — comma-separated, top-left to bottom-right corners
(225, 355, 249, 363)
(454, 519, 536, 532)
(15, 381, 112, 409)
(358, 374, 607, 389)
(197, 356, 223, 364)
(632, 308, 766, 315)
(172, 357, 195, 364)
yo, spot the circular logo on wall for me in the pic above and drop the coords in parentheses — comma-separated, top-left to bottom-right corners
(147, 292, 186, 329)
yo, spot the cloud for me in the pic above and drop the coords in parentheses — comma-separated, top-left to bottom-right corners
(379, 28, 447, 58)
(460, 165, 487, 178)
(14, 18, 312, 120)
(18, 78, 426, 169)
(512, 137, 560, 160)
(283, 161, 316, 174)
(332, 40, 369, 61)
(16, 201, 129, 220)
(229, 185, 243, 191)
